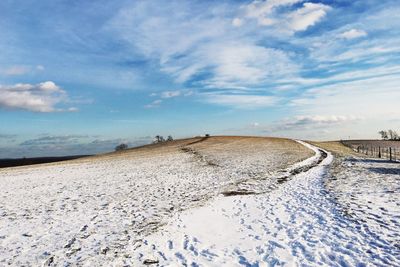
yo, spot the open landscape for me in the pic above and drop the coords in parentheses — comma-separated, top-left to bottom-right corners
(1, 0, 400, 266)
(1, 136, 399, 266)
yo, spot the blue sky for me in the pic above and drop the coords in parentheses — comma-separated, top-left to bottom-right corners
(1, 0, 400, 157)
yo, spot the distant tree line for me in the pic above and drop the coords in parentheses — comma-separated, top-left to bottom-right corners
(114, 135, 176, 152)
(378, 129, 399, 140)
(153, 135, 173, 143)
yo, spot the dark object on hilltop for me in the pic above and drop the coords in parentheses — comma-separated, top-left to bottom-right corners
(115, 143, 128, 151)
(205, 134, 210, 137)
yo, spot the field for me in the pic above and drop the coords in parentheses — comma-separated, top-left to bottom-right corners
(0, 136, 399, 266)
(0, 136, 311, 266)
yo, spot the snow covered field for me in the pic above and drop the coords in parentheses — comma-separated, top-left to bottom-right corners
(133, 142, 400, 266)
(0, 137, 311, 266)
(0, 137, 399, 266)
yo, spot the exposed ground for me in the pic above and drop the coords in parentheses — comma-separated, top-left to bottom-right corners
(0, 136, 312, 266)
(309, 141, 362, 157)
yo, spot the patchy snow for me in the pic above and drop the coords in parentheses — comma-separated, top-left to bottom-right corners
(0, 137, 310, 266)
(133, 142, 400, 266)
(1, 138, 398, 266)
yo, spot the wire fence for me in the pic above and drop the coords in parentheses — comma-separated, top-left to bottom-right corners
(341, 141, 400, 162)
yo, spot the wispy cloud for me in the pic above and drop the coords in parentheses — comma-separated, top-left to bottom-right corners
(146, 89, 194, 108)
(0, 65, 45, 76)
(108, 0, 308, 107)
(2, 65, 30, 76)
(339, 29, 367, 40)
(237, 1, 330, 33)
(0, 134, 17, 139)
(20, 135, 89, 146)
(271, 115, 361, 131)
(290, 74, 400, 122)
(241, 0, 302, 26)
(1, 0, 400, 146)
(204, 94, 279, 109)
(1, 134, 153, 158)
(144, 99, 162, 108)
(287, 3, 331, 32)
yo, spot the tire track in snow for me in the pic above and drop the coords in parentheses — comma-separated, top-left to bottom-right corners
(134, 141, 400, 266)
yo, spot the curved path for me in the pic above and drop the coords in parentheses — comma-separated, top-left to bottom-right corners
(133, 142, 400, 266)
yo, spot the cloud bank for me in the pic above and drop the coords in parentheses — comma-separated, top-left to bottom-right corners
(0, 81, 76, 112)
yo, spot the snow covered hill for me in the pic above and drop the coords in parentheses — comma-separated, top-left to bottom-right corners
(133, 142, 400, 266)
(0, 136, 311, 266)
(1, 137, 398, 266)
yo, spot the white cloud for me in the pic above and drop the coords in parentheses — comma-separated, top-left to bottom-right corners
(202, 43, 298, 89)
(144, 99, 162, 108)
(150, 89, 193, 100)
(289, 74, 400, 131)
(1, 65, 45, 76)
(239, 1, 330, 33)
(38, 81, 61, 92)
(244, 0, 302, 26)
(36, 65, 45, 71)
(261, 114, 365, 140)
(109, 1, 299, 91)
(232, 18, 243, 27)
(274, 115, 361, 131)
(288, 3, 331, 32)
(2, 65, 30, 76)
(67, 107, 79, 112)
(205, 94, 279, 109)
(0, 81, 74, 112)
(161, 90, 181, 98)
(339, 29, 367, 39)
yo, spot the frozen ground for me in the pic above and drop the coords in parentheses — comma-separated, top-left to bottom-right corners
(1, 138, 399, 266)
(0, 136, 311, 266)
(133, 142, 400, 266)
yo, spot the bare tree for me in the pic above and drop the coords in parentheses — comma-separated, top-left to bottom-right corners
(379, 129, 399, 140)
(153, 135, 165, 143)
(167, 135, 173, 141)
(388, 129, 399, 140)
(115, 143, 128, 151)
(379, 130, 388, 140)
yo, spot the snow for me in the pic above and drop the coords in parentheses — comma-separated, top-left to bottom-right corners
(133, 142, 400, 266)
(0, 137, 310, 266)
(1, 138, 399, 266)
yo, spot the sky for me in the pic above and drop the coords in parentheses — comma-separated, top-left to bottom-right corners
(1, 0, 400, 158)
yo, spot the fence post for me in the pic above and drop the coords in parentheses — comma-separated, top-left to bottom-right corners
(378, 147, 381, 158)
(394, 148, 396, 161)
(390, 147, 392, 161)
